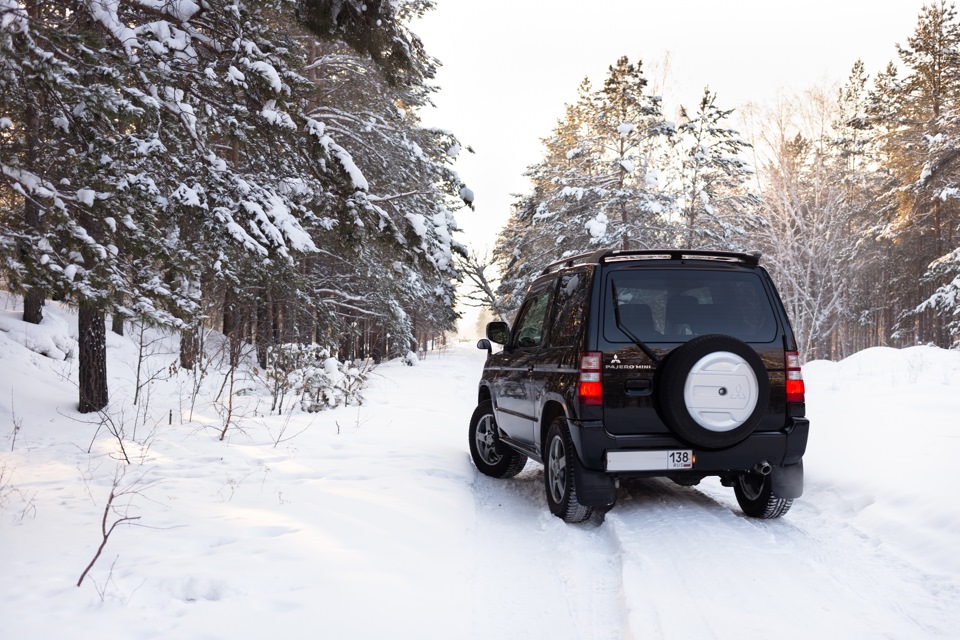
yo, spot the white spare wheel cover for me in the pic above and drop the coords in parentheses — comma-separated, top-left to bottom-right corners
(682, 351, 759, 432)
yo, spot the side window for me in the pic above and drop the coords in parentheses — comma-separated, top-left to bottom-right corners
(550, 269, 591, 347)
(512, 288, 553, 349)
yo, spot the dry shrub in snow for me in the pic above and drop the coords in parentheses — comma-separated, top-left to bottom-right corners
(263, 344, 374, 414)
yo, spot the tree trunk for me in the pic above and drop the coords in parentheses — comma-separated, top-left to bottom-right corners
(21, 56, 44, 325)
(281, 299, 297, 344)
(78, 303, 108, 413)
(22, 289, 44, 325)
(256, 289, 273, 370)
(111, 313, 124, 337)
(223, 287, 240, 367)
(180, 325, 199, 370)
(933, 199, 944, 257)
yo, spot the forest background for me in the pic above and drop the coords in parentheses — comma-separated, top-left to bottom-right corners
(3, 0, 960, 414)
(462, 1, 960, 365)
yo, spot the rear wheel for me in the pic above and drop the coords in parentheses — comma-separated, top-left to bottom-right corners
(734, 471, 793, 519)
(468, 401, 527, 478)
(544, 418, 593, 523)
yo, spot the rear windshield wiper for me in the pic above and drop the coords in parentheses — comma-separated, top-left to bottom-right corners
(610, 279, 661, 366)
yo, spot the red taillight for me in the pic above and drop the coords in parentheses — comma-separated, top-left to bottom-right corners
(785, 351, 805, 404)
(579, 352, 603, 405)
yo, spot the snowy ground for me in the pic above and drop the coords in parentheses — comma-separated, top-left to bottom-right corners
(1, 295, 959, 639)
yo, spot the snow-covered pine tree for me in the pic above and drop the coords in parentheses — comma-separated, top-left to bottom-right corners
(493, 59, 676, 318)
(830, 61, 901, 354)
(295, 0, 434, 88)
(64, 0, 361, 374)
(868, 0, 960, 346)
(3, 0, 465, 409)
(672, 87, 759, 249)
(493, 84, 601, 315)
(587, 56, 674, 251)
(298, 31, 468, 360)
(0, 0, 214, 410)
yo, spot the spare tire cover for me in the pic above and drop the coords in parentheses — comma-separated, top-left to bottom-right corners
(656, 334, 769, 449)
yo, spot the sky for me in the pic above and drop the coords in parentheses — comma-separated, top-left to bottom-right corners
(410, 0, 932, 255)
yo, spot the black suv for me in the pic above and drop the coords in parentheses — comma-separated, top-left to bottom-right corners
(469, 249, 808, 523)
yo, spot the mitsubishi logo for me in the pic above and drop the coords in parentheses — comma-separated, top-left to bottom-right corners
(611, 354, 621, 365)
(719, 385, 747, 400)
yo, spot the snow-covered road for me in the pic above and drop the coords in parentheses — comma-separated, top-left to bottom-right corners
(364, 343, 960, 639)
(2, 304, 960, 639)
(372, 343, 960, 639)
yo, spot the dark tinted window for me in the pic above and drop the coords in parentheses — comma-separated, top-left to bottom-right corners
(550, 268, 592, 347)
(604, 269, 779, 343)
(512, 287, 553, 348)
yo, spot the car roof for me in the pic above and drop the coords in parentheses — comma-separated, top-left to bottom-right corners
(540, 249, 762, 275)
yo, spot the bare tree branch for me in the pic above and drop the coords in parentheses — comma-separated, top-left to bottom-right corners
(457, 251, 506, 321)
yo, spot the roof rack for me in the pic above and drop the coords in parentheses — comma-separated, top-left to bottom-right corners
(540, 248, 761, 274)
(540, 248, 613, 274)
(603, 249, 762, 266)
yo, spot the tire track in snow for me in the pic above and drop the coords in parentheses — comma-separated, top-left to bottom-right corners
(760, 491, 959, 636)
(469, 465, 630, 640)
(607, 477, 960, 639)
(706, 480, 960, 636)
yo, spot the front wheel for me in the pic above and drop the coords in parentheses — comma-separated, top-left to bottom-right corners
(544, 418, 593, 523)
(734, 471, 793, 519)
(468, 401, 527, 478)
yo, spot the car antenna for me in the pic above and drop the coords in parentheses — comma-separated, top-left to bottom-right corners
(610, 279, 661, 365)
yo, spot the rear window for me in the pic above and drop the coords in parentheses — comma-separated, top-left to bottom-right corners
(604, 269, 779, 343)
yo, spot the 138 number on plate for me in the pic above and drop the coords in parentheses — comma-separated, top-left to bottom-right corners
(668, 450, 694, 469)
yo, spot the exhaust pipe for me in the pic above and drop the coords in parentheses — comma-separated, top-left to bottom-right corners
(753, 461, 772, 476)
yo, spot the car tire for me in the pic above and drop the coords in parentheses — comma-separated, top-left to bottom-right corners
(468, 400, 527, 478)
(656, 334, 769, 449)
(734, 471, 793, 518)
(544, 417, 593, 523)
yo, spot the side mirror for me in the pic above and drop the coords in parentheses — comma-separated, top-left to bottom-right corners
(486, 321, 510, 345)
(476, 338, 492, 355)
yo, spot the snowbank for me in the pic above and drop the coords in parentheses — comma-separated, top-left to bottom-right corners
(804, 346, 960, 578)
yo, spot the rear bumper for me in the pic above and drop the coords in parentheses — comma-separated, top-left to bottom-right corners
(569, 417, 810, 474)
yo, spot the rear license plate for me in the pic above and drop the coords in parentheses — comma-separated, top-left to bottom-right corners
(666, 450, 694, 469)
(606, 450, 695, 472)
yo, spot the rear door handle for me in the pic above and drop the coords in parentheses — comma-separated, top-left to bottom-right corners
(624, 379, 652, 396)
